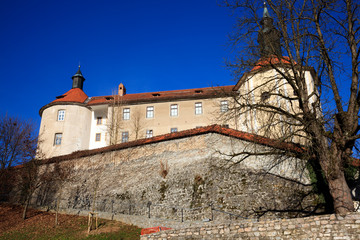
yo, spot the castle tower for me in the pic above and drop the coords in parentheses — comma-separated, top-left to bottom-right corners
(38, 66, 92, 158)
(258, 2, 282, 57)
(232, 2, 317, 142)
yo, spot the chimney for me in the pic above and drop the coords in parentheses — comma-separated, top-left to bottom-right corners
(118, 83, 126, 96)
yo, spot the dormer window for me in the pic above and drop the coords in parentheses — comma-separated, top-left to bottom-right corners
(152, 93, 160, 97)
(105, 97, 114, 101)
(195, 90, 203, 93)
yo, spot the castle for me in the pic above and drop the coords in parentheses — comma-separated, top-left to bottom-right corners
(38, 4, 317, 159)
(10, 4, 326, 223)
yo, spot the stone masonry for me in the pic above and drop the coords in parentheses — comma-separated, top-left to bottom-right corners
(10, 128, 319, 222)
(140, 212, 360, 240)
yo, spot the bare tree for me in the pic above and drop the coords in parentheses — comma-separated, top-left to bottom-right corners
(107, 93, 146, 144)
(0, 114, 38, 171)
(0, 114, 38, 202)
(19, 159, 52, 220)
(223, 0, 360, 215)
(52, 161, 75, 226)
(131, 109, 146, 140)
(107, 94, 125, 145)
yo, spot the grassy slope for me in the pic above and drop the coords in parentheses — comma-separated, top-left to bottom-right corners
(0, 203, 141, 240)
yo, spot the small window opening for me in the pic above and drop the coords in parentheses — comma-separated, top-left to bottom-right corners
(152, 93, 160, 97)
(95, 133, 101, 141)
(97, 117, 102, 125)
(261, 92, 271, 102)
(146, 129, 153, 138)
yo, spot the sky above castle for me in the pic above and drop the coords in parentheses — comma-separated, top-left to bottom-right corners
(0, 0, 238, 127)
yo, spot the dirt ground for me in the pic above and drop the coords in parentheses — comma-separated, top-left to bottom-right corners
(0, 203, 77, 233)
(0, 202, 141, 239)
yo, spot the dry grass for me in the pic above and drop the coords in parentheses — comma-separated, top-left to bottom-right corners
(0, 202, 141, 240)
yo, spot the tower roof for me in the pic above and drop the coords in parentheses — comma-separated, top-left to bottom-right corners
(263, 2, 271, 18)
(52, 88, 88, 104)
(258, 1, 282, 57)
(72, 65, 84, 79)
(71, 66, 86, 90)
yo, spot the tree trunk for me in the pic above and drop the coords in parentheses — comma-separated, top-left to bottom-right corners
(310, 121, 355, 215)
(319, 144, 355, 215)
(22, 196, 30, 220)
(327, 172, 354, 215)
(55, 197, 60, 226)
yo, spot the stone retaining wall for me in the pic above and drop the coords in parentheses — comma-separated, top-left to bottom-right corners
(141, 212, 360, 239)
(10, 132, 318, 221)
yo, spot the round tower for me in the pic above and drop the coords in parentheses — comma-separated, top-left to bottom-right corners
(38, 67, 92, 158)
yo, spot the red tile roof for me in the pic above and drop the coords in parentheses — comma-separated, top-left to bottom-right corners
(52, 88, 88, 104)
(41, 124, 304, 165)
(87, 85, 235, 106)
(251, 56, 294, 71)
(233, 56, 298, 91)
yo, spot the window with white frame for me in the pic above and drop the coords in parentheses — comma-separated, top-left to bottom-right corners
(195, 102, 202, 115)
(54, 133, 62, 145)
(123, 108, 130, 120)
(170, 104, 178, 116)
(95, 133, 101, 141)
(57, 110, 65, 121)
(146, 129, 153, 138)
(146, 106, 154, 118)
(96, 117, 102, 125)
(171, 128, 178, 133)
(220, 100, 228, 112)
(122, 131, 129, 142)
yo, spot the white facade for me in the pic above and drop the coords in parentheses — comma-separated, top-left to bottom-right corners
(88, 105, 108, 150)
(38, 104, 92, 158)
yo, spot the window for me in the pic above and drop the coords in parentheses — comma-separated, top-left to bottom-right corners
(171, 128, 178, 133)
(122, 131, 129, 143)
(146, 106, 154, 118)
(95, 133, 101, 141)
(96, 117, 102, 125)
(195, 102, 202, 115)
(146, 129, 153, 138)
(220, 101, 228, 112)
(54, 133, 62, 145)
(170, 104, 178, 116)
(123, 108, 130, 120)
(261, 92, 271, 102)
(57, 110, 65, 121)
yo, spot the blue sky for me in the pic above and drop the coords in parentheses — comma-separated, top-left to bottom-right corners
(0, 0, 237, 127)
